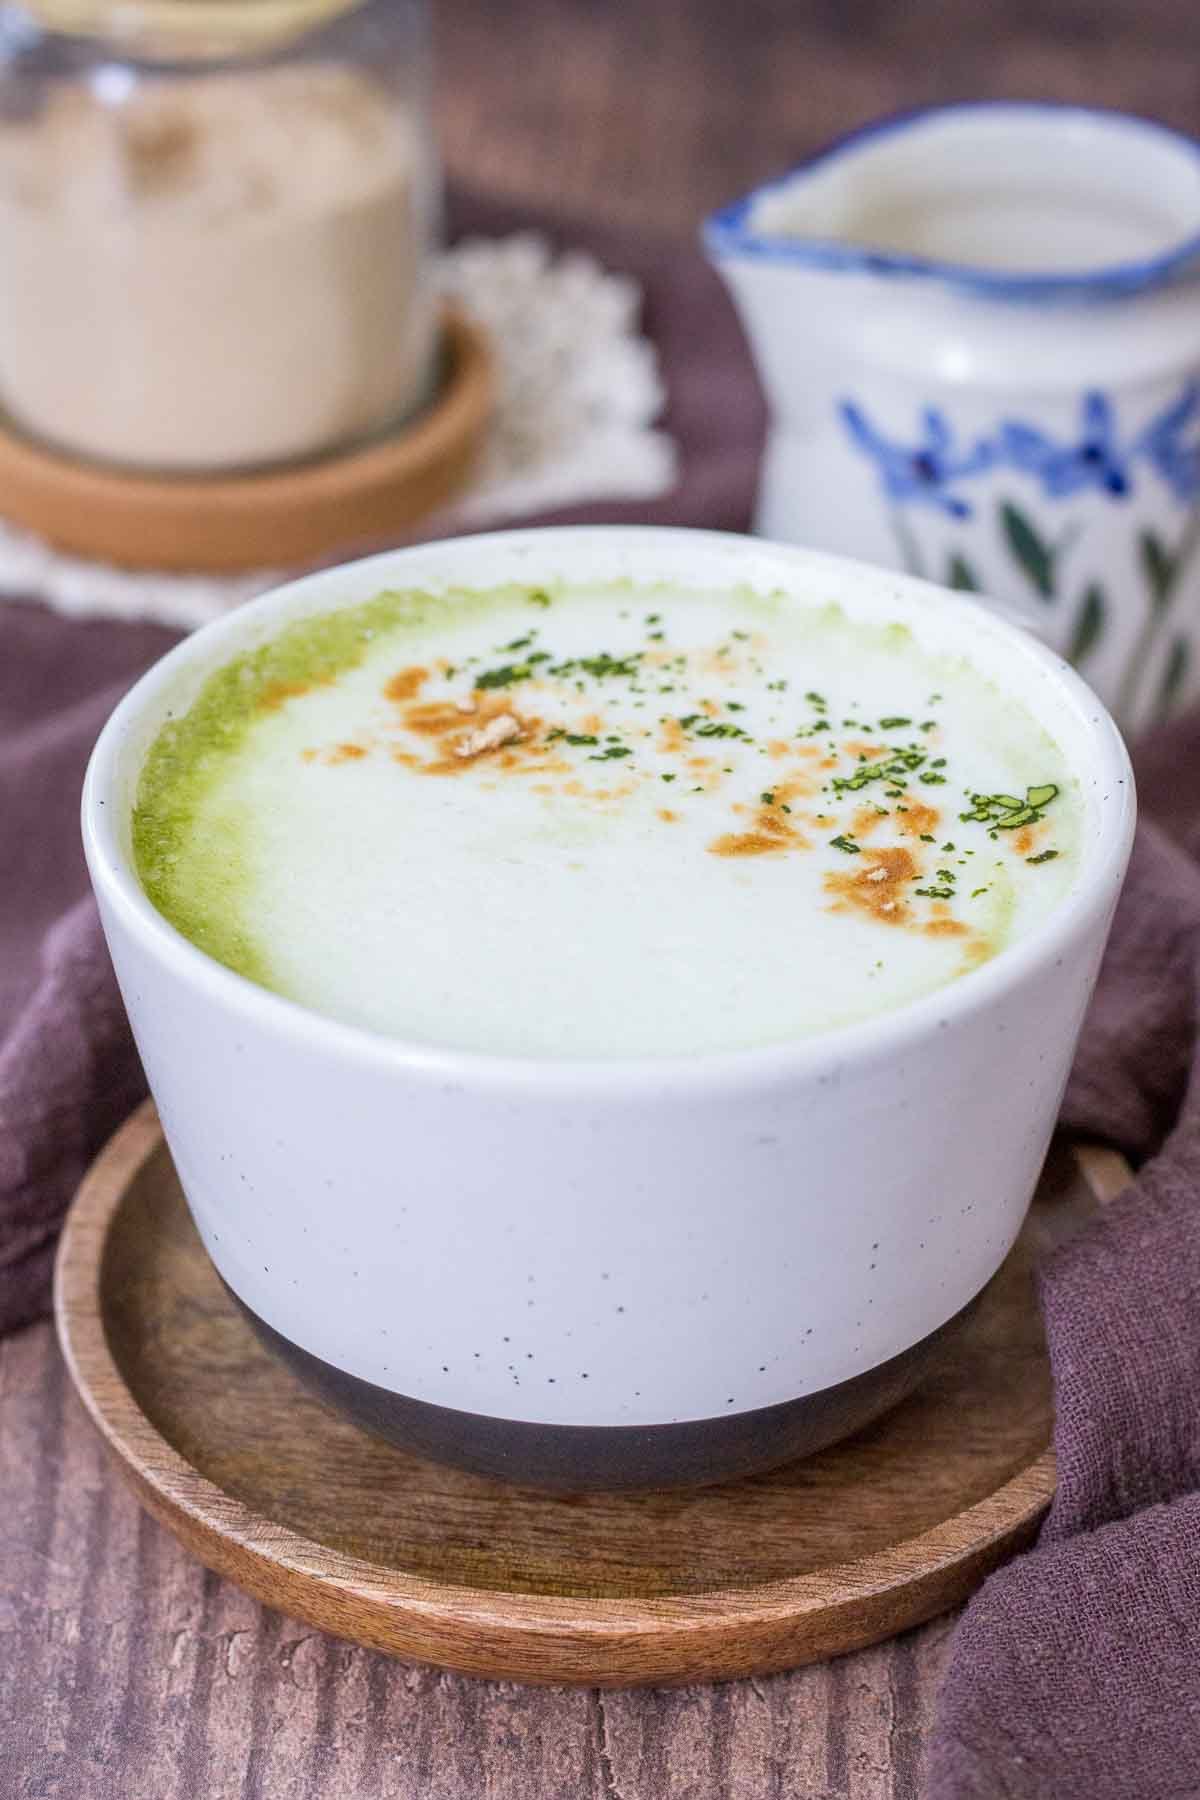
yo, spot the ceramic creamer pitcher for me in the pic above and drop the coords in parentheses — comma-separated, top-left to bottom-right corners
(705, 102, 1200, 735)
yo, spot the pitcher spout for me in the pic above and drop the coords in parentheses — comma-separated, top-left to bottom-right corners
(704, 102, 1200, 411)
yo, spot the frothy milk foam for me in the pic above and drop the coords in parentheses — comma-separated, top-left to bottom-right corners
(133, 581, 1080, 1058)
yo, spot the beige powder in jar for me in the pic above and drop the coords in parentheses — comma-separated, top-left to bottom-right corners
(0, 63, 437, 470)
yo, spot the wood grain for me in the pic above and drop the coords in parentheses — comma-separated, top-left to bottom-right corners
(0, 1314, 951, 1800)
(8, 1124, 1120, 1800)
(436, 0, 1200, 245)
(0, 308, 491, 573)
(53, 1105, 1086, 1690)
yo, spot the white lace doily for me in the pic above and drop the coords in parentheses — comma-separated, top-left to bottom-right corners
(0, 233, 678, 632)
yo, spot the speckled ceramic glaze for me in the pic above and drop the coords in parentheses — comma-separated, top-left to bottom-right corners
(82, 527, 1135, 1490)
(706, 103, 1200, 736)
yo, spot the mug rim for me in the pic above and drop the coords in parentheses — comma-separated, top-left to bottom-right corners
(82, 524, 1137, 1097)
(702, 100, 1200, 304)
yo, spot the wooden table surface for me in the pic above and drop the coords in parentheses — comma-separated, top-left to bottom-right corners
(4, 3, 1190, 1794)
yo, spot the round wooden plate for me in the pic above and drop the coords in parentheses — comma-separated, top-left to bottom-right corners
(54, 1104, 1126, 1687)
(0, 305, 492, 573)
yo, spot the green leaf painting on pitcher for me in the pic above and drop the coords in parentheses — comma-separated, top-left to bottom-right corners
(1157, 637, 1191, 722)
(944, 552, 979, 592)
(925, 503, 1200, 714)
(842, 385, 1200, 723)
(1141, 529, 1177, 607)
(999, 503, 1057, 600)
(1067, 585, 1107, 668)
(871, 431, 1200, 719)
(1115, 515, 1200, 720)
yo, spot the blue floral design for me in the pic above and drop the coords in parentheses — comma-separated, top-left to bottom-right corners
(1133, 381, 1200, 503)
(838, 401, 994, 518)
(841, 384, 1200, 510)
(998, 392, 1129, 498)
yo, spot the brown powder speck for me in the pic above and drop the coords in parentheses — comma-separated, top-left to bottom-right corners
(658, 808, 680, 823)
(851, 806, 888, 839)
(403, 699, 477, 737)
(896, 802, 940, 838)
(124, 110, 199, 194)
(698, 647, 736, 675)
(924, 917, 969, 938)
(402, 691, 545, 776)
(259, 678, 323, 712)
(825, 846, 918, 925)
(455, 713, 522, 759)
(659, 719, 687, 754)
(767, 739, 792, 759)
(384, 666, 428, 703)
(844, 740, 886, 760)
(710, 799, 809, 858)
(710, 831, 789, 857)
(700, 697, 720, 717)
(304, 741, 373, 765)
(769, 771, 815, 807)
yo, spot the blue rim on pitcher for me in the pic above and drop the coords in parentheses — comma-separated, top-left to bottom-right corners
(702, 101, 1200, 303)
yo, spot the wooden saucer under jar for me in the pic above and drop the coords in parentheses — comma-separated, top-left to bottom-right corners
(0, 306, 492, 574)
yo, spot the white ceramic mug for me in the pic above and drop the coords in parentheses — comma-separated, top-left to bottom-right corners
(83, 527, 1135, 1490)
(706, 103, 1200, 736)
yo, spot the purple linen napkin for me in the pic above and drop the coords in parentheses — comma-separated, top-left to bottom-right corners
(928, 806, 1200, 1800)
(1, 604, 177, 1331)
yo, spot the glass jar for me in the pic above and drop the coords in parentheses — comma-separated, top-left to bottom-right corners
(0, 0, 440, 471)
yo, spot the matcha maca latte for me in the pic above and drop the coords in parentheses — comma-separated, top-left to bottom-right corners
(132, 579, 1079, 1058)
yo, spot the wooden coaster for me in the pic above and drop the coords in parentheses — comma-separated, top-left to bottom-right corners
(54, 1103, 1127, 1687)
(0, 306, 492, 574)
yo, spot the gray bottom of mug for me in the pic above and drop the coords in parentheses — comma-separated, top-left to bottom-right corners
(229, 1284, 982, 1493)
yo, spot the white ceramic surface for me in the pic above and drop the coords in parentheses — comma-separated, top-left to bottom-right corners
(705, 103, 1200, 736)
(82, 527, 1134, 1447)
